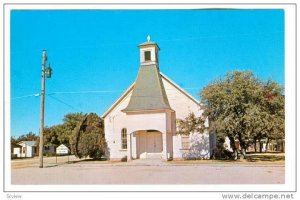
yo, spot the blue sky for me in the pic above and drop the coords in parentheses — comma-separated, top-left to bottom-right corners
(10, 9, 284, 137)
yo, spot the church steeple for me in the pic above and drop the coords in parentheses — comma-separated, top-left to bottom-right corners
(122, 37, 171, 113)
(138, 35, 160, 66)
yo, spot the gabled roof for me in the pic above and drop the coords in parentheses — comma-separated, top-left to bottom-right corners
(102, 72, 200, 118)
(122, 65, 171, 112)
(160, 72, 200, 105)
(101, 83, 135, 118)
(19, 141, 36, 147)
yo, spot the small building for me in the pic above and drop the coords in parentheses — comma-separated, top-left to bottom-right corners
(102, 37, 212, 161)
(11, 143, 22, 159)
(13, 141, 38, 158)
(12, 141, 56, 158)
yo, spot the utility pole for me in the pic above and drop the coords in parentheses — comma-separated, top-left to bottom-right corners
(39, 50, 52, 168)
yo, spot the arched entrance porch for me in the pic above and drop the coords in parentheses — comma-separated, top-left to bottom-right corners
(124, 111, 175, 161)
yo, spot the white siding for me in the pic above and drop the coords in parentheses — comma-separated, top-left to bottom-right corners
(26, 146, 32, 157)
(17, 143, 35, 158)
(13, 148, 21, 157)
(104, 90, 133, 159)
(19, 144, 26, 157)
(162, 76, 210, 159)
(162, 76, 202, 119)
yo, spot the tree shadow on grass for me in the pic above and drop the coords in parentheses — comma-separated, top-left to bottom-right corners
(246, 154, 285, 162)
(67, 157, 108, 164)
(44, 164, 59, 168)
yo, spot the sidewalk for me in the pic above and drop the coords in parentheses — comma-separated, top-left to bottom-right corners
(11, 155, 285, 169)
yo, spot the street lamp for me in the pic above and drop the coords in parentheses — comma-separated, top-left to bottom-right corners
(46, 64, 53, 78)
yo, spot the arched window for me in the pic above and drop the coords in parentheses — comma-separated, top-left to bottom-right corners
(121, 128, 127, 149)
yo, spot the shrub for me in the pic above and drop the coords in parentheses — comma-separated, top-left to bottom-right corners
(70, 113, 107, 160)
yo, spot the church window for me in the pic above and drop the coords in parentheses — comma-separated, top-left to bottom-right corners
(121, 128, 127, 149)
(144, 51, 151, 61)
(181, 136, 190, 149)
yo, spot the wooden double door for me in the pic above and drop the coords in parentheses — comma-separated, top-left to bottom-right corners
(137, 131, 163, 159)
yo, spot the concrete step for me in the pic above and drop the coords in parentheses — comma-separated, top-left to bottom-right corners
(145, 153, 162, 159)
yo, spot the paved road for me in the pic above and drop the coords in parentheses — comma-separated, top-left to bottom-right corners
(11, 158, 284, 185)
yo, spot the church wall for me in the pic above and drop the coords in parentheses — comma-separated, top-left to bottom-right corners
(162, 76, 210, 159)
(187, 131, 210, 159)
(104, 91, 133, 160)
(165, 111, 174, 159)
(162, 76, 203, 119)
(125, 112, 167, 134)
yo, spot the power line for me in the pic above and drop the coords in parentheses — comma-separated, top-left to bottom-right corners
(48, 95, 81, 112)
(11, 93, 40, 100)
(11, 90, 122, 100)
(11, 87, 200, 100)
(10, 92, 82, 111)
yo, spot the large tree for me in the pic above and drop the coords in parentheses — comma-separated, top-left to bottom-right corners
(11, 136, 19, 147)
(17, 132, 38, 141)
(43, 125, 62, 147)
(61, 112, 85, 142)
(201, 71, 284, 159)
(43, 112, 85, 148)
(248, 80, 285, 152)
(70, 113, 106, 160)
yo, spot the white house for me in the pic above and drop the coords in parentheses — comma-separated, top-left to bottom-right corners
(102, 37, 213, 161)
(12, 141, 56, 158)
(13, 141, 37, 158)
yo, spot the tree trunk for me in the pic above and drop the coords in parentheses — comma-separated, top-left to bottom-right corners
(239, 148, 246, 159)
(233, 150, 238, 160)
(265, 138, 269, 153)
(281, 139, 285, 153)
(239, 141, 246, 160)
(237, 133, 246, 160)
(229, 136, 237, 160)
(259, 138, 262, 153)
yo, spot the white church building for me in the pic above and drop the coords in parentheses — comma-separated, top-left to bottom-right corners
(102, 37, 213, 161)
